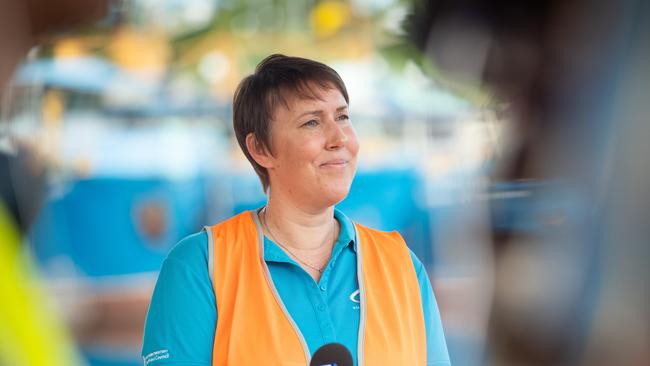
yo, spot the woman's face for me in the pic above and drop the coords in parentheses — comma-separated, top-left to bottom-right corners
(265, 85, 359, 210)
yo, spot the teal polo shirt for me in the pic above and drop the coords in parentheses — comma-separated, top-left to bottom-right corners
(142, 209, 451, 366)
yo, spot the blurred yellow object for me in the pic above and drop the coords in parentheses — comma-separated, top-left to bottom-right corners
(310, 1, 350, 39)
(54, 38, 87, 59)
(108, 27, 170, 72)
(39, 89, 64, 168)
(42, 89, 64, 126)
(0, 202, 81, 366)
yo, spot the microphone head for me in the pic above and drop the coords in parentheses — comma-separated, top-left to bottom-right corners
(309, 343, 353, 366)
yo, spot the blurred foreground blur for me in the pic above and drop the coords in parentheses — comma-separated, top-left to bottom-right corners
(1, 0, 648, 365)
(408, 0, 650, 365)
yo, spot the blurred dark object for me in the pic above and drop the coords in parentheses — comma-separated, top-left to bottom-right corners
(0, 148, 46, 234)
(407, 0, 649, 365)
(407, 0, 549, 108)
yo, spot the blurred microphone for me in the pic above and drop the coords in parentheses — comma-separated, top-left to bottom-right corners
(309, 343, 353, 366)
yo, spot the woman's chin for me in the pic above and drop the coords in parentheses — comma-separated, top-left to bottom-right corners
(318, 186, 352, 207)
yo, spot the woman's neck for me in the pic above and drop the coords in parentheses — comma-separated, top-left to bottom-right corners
(262, 195, 337, 252)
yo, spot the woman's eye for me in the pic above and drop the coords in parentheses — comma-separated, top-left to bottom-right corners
(337, 114, 350, 121)
(302, 119, 319, 127)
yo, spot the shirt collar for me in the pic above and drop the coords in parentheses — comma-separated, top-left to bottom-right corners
(334, 207, 357, 253)
(262, 207, 357, 263)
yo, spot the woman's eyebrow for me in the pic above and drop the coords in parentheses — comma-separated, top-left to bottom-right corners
(296, 109, 323, 119)
(295, 105, 349, 120)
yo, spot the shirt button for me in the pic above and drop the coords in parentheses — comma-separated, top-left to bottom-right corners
(317, 304, 325, 311)
(319, 285, 326, 291)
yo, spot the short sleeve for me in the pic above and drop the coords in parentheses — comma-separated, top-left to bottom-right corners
(409, 250, 452, 366)
(141, 231, 216, 365)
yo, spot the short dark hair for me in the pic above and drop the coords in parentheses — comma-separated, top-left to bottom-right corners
(232, 54, 349, 192)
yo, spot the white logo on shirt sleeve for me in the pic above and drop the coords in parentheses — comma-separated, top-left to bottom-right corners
(143, 349, 170, 365)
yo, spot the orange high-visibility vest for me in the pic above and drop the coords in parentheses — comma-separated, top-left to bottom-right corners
(207, 211, 426, 365)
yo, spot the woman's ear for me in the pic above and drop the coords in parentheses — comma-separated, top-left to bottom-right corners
(246, 133, 273, 168)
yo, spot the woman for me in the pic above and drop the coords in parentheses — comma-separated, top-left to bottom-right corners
(142, 54, 450, 366)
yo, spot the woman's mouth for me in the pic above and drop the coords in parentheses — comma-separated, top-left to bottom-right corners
(320, 159, 348, 168)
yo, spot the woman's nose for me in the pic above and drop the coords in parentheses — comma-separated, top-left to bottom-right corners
(325, 120, 348, 149)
